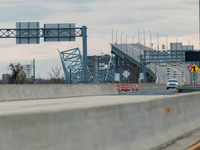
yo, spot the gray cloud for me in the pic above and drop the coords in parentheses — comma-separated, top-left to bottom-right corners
(49, 0, 106, 3)
(139, 6, 187, 11)
(0, 4, 54, 22)
(104, 16, 163, 25)
(72, 4, 91, 13)
(183, 0, 198, 5)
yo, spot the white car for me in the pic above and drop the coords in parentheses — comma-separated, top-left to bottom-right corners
(166, 79, 179, 90)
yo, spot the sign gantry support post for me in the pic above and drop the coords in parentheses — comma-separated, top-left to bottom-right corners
(82, 26, 88, 83)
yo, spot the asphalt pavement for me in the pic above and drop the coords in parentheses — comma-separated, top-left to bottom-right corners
(119, 88, 179, 95)
(161, 130, 200, 150)
(115, 44, 183, 84)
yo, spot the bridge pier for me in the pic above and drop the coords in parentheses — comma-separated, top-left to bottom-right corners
(115, 57, 154, 83)
(111, 44, 155, 83)
(115, 55, 119, 72)
(130, 64, 140, 83)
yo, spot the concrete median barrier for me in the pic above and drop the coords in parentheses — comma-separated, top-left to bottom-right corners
(0, 84, 118, 101)
(1, 93, 200, 150)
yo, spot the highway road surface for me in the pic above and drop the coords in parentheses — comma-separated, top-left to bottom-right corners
(1, 93, 199, 150)
(114, 44, 183, 84)
(160, 130, 200, 150)
(119, 88, 179, 95)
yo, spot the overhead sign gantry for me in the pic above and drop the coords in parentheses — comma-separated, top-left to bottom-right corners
(0, 22, 88, 82)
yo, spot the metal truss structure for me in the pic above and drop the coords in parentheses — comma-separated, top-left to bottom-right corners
(104, 54, 115, 81)
(58, 48, 93, 84)
(0, 27, 83, 38)
(0, 22, 88, 82)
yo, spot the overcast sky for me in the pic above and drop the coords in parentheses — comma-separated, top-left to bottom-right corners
(0, 0, 199, 79)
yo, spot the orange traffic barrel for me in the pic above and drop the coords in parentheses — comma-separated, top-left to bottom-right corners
(117, 84, 120, 92)
(126, 84, 130, 91)
(132, 86, 134, 91)
(136, 84, 139, 91)
(121, 84, 126, 91)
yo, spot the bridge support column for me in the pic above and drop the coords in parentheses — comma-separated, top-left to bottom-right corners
(119, 57, 123, 83)
(129, 64, 139, 83)
(115, 55, 119, 72)
(129, 63, 134, 83)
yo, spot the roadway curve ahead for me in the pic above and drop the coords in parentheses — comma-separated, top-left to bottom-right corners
(113, 43, 185, 84)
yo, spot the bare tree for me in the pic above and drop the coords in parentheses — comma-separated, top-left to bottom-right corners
(48, 66, 63, 83)
(8, 63, 26, 84)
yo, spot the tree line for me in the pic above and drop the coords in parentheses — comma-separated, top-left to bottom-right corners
(5, 63, 64, 84)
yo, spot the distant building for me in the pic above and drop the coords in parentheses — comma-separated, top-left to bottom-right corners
(170, 43, 194, 51)
(182, 45, 194, 51)
(2, 74, 9, 83)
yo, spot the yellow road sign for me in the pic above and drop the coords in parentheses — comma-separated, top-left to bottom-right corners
(191, 63, 199, 73)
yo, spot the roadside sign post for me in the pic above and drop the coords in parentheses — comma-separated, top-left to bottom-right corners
(187, 66, 192, 86)
(190, 64, 199, 85)
(122, 70, 130, 83)
(193, 70, 196, 81)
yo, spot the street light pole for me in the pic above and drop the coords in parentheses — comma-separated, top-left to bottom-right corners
(137, 27, 140, 43)
(187, 39, 190, 45)
(121, 32, 123, 50)
(126, 34, 128, 53)
(164, 34, 168, 50)
(139, 39, 143, 56)
(174, 37, 178, 50)
(186, 39, 190, 50)
(142, 29, 145, 46)
(148, 30, 152, 49)
(174, 37, 178, 62)
(139, 39, 144, 83)
(156, 32, 159, 51)
(112, 29, 114, 44)
(132, 36, 135, 57)
(116, 30, 118, 44)
(132, 36, 135, 45)
(139, 39, 143, 67)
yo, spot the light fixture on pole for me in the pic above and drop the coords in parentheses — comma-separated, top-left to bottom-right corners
(132, 36, 135, 57)
(132, 36, 135, 44)
(112, 29, 114, 44)
(121, 32, 123, 50)
(186, 39, 190, 50)
(174, 37, 178, 43)
(174, 37, 178, 51)
(156, 32, 159, 51)
(126, 34, 129, 53)
(148, 30, 152, 49)
(116, 30, 118, 44)
(137, 27, 140, 43)
(139, 39, 143, 73)
(142, 29, 145, 46)
(186, 39, 190, 45)
(139, 39, 143, 57)
(164, 34, 168, 50)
